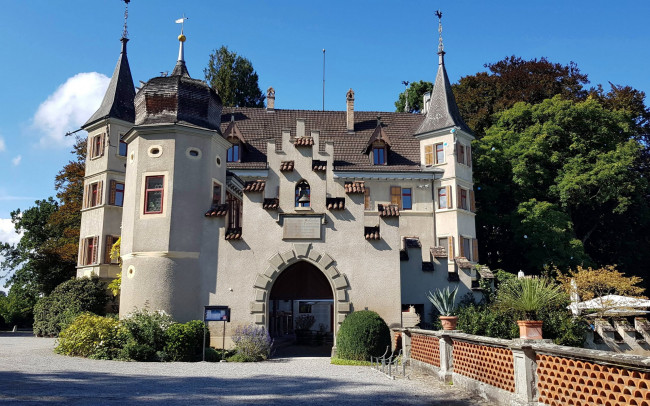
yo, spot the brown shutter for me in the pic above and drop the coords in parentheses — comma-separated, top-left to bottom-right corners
(446, 185, 452, 209)
(109, 180, 116, 205)
(92, 236, 98, 264)
(473, 239, 479, 263)
(456, 142, 461, 163)
(459, 237, 466, 258)
(390, 186, 401, 209)
(79, 238, 87, 266)
(98, 181, 103, 205)
(457, 187, 462, 209)
(424, 145, 433, 165)
(105, 236, 112, 264)
(364, 187, 371, 210)
(470, 190, 476, 212)
(82, 185, 87, 209)
(100, 133, 106, 157)
(467, 145, 472, 167)
(448, 236, 454, 260)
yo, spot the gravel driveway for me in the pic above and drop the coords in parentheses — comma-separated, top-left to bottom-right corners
(0, 333, 493, 405)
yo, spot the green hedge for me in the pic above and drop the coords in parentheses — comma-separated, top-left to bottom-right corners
(336, 310, 391, 361)
(164, 320, 208, 362)
(56, 313, 127, 359)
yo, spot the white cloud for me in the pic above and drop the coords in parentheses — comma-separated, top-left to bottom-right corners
(0, 218, 22, 245)
(11, 155, 21, 166)
(32, 72, 110, 148)
(0, 136, 5, 152)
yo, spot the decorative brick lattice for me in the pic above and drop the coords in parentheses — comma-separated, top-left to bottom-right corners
(410, 334, 440, 367)
(452, 340, 515, 392)
(537, 354, 650, 406)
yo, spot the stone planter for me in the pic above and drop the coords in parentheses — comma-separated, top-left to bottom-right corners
(439, 316, 459, 331)
(517, 320, 543, 339)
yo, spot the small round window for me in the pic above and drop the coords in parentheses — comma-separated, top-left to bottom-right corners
(186, 147, 202, 160)
(148, 145, 163, 158)
(127, 265, 135, 279)
(129, 152, 135, 163)
(215, 156, 222, 167)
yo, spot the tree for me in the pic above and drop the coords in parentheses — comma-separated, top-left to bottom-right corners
(204, 46, 265, 108)
(394, 80, 433, 113)
(452, 56, 589, 137)
(474, 96, 649, 277)
(557, 265, 646, 318)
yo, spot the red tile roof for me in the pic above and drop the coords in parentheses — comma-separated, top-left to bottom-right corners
(378, 204, 400, 217)
(225, 227, 242, 240)
(430, 246, 448, 258)
(294, 136, 314, 146)
(243, 180, 265, 192)
(455, 257, 473, 269)
(344, 181, 366, 194)
(365, 226, 380, 240)
(312, 160, 327, 171)
(326, 197, 345, 210)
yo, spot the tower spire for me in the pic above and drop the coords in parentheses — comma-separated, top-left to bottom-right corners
(122, 0, 130, 40)
(435, 10, 444, 55)
(171, 14, 190, 77)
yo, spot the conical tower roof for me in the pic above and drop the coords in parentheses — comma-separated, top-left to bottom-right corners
(416, 51, 471, 135)
(83, 38, 136, 128)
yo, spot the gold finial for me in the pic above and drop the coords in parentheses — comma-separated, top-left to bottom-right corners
(178, 34, 186, 42)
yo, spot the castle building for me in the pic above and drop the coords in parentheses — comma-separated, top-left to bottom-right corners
(77, 19, 490, 349)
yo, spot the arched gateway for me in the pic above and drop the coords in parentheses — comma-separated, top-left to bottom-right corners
(250, 243, 351, 344)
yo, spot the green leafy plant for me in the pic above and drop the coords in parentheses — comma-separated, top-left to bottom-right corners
(426, 286, 458, 316)
(56, 313, 127, 359)
(120, 308, 174, 361)
(495, 277, 566, 320)
(164, 320, 207, 362)
(336, 310, 391, 361)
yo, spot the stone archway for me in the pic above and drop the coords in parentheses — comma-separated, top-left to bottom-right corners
(250, 243, 351, 341)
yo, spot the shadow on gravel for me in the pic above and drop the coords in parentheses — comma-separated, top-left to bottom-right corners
(0, 370, 476, 405)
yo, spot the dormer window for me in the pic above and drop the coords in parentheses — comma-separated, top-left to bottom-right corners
(366, 118, 391, 165)
(295, 180, 310, 207)
(373, 145, 386, 165)
(227, 142, 240, 162)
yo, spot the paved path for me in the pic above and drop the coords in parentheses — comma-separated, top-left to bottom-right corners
(0, 333, 493, 405)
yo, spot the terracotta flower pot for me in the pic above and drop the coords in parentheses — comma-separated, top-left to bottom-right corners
(517, 320, 543, 339)
(439, 315, 459, 331)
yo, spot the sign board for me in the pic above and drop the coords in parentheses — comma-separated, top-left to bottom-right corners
(283, 216, 321, 239)
(205, 306, 230, 322)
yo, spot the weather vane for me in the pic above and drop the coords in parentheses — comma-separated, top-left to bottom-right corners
(122, 0, 130, 39)
(435, 9, 444, 53)
(175, 13, 188, 35)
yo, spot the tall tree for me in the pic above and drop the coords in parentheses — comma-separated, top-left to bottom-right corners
(394, 80, 433, 113)
(204, 46, 265, 108)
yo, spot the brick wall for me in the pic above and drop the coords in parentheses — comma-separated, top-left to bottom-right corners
(452, 340, 515, 392)
(410, 333, 440, 367)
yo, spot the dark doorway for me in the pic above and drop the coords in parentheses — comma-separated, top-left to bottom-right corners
(268, 261, 334, 356)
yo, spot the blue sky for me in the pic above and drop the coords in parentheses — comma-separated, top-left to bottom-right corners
(0, 0, 648, 244)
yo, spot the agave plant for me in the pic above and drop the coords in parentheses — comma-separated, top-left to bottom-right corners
(496, 277, 566, 321)
(426, 286, 458, 316)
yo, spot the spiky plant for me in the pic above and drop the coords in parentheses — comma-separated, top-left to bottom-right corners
(496, 277, 566, 320)
(426, 286, 458, 316)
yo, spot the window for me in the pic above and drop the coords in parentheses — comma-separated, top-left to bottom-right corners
(373, 146, 386, 165)
(461, 237, 473, 261)
(402, 188, 412, 210)
(457, 144, 465, 164)
(364, 187, 371, 210)
(212, 183, 222, 208)
(437, 187, 447, 209)
(438, 237, 448, 248)
(144, 176, 164, 214)
(390, 186, 401, 209)
(424, 145, 433, 165)
(298, 302, 312, 313)
(80, 236, 98, 266)
(84, 181, 103, 208)
(227, 191, 242, 228)
(436, 143, 444, 164)
(118, 134, 127, 157)
(104, 235, 120, 264)
(295, 180, 310, 207)
(90, 134, 105, 159)
(227, 143, 240, 162)
(459, 188, 468, 210)
(109, 180, 124, 206)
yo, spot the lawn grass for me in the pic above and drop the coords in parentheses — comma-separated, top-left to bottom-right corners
(330, 357, 372, 366)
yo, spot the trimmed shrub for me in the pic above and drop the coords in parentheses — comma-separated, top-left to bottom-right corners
(336, 310, 391, 361)
(164, 320, 208, 362)
(229, 324, 272, 362)
(56, 313, 127, 359)
(120, 308, 174, 361)
(33, 277, 109, 337)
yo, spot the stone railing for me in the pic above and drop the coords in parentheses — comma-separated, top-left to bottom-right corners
(400, 328, 650, 406)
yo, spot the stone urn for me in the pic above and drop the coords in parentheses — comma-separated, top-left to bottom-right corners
(439, 315, 459, 331)
(517, 320, 543, 339)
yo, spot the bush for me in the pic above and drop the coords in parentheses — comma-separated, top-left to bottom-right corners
(120, 308, 174, 361)
(336, 310, 391, 361)
(230, 324, 272, 362)
(56, 313, 127, 359)
(33, 277, 109, 337)
(164, 320, 208, 362)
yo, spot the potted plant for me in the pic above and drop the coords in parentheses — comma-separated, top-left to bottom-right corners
(426, 286, 459, 330)
(496, 276, 565, 339)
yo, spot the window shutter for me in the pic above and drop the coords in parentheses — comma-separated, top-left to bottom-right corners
(98, 181, 103, 205)
(424, 145, 433, 165)
(87, 138, 93, 158)
(105, 236, 113, 264)
(80, 238, 87, 266)
(459, 237, 466, 257)
(82, 185, 87, 209)
(473, 239, 479, 262)
(390, 186, 401, 209)
(457, 187, 462, 209)
(448, 236, 454, 260)
(470, 190, 476, 212)
(456, 142, 461, 163)
(467, 146, 472, 167)
(92, 236, 98, 264)
(446, 185, 452, 209)
(100, 133, 106, 157)
(109, 180, 116, 205)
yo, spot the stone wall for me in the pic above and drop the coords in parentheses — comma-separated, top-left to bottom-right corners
(401, 328, 650, 406)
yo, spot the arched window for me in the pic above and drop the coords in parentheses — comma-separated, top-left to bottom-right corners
(295, 180, 310, 207)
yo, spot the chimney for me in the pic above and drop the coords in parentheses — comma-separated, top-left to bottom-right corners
(422, 92, 431, 115)
(266, 87, 275, 112)
(346, 88, 355, 133)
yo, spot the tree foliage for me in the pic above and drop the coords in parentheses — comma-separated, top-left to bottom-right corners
(394, 80, 433, 113)
(204, 46, 265, 108)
